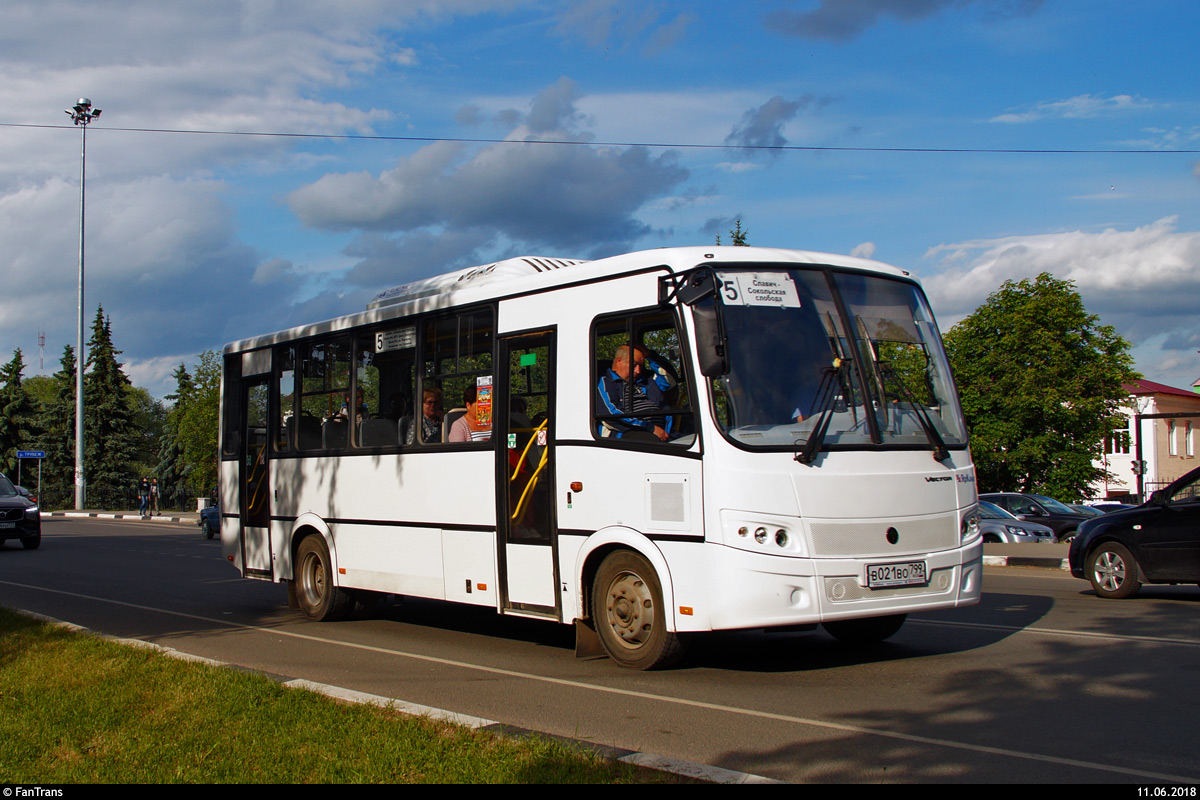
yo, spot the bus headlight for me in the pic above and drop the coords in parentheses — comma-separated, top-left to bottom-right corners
(961, 506, 980, 542)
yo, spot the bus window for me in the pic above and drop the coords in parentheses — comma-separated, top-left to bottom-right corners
(276, 345, 295, 453)
(297, 337, 352, 452)
(424, 309, 494, 444)
(593, 310, 691, 445)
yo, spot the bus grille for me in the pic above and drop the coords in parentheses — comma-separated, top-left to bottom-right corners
(824, 567, 954, 602)
(808, 514, 957, 558)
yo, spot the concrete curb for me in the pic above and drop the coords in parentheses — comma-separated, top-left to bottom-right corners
(48, 510, 198, 524)
(14, 609, 779, 785)
(982, 554, 1071, 570)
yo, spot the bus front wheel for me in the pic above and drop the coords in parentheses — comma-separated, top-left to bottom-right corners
(592, 551, 686, 670)
(295, 535, 352, 621)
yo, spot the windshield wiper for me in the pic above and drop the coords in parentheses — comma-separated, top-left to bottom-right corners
(877, 360, 950, 462)
(795, 357, 849, 465)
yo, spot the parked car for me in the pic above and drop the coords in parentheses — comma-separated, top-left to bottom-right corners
(1092, 503, 1136, 514)
(0, 473, 40, 549)
(198, 501, 220, 539)
(1068, 504, 1104, 519)
(1069, 465, 1200, 599)
(977, 501, 1055, 543)
(978, 493, 1091, 543)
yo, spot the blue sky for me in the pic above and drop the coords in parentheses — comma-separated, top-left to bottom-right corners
(1, 0, 1198, 398)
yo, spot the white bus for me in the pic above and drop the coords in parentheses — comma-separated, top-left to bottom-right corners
(219, 246, 982, 669)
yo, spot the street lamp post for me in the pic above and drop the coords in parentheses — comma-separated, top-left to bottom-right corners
(66, 98, 101, 510)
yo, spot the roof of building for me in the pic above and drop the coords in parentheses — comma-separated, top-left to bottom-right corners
(1124, 378, 1200, 399)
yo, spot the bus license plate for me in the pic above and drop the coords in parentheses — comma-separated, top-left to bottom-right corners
(867, 561, 927, 588)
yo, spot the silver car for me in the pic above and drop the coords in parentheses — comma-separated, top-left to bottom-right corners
(978, 501, 1055, 543)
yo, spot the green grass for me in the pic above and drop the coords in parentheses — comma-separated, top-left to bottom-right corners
(0, 609, 675, 783)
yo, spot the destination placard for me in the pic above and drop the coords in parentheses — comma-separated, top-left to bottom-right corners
(375, 326, 416, 353)
(716, 272, 801, 308)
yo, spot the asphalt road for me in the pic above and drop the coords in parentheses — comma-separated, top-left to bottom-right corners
(2, 517, 1198, 784)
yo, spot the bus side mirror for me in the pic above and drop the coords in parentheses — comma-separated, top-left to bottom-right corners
(692, 304, 728, 377)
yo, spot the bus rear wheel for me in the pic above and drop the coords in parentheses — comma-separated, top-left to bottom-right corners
(592, 551, 685, 670)
(295, 535, 352, 621)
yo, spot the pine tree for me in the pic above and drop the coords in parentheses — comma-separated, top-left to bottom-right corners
(0, 349, 37, 477)
(156, 363, 195, 509)
(729, 218, 749, 246)
(37, 346, 77, 508)
(83, 307, 139, 508)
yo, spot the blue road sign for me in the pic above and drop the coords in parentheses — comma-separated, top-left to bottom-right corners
(17, 451, 45, 459)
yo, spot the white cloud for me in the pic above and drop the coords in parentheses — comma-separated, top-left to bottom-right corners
(924, 217, 1200, 388)
(990, 93, 1153, 124)
(850, 241, 876, 259)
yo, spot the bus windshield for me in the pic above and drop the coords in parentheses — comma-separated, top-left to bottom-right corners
(708, 267, 967, 451)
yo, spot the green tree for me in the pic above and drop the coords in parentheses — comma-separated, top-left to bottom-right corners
(715, 218, 749, 246)
(174, 351, 221, 496)
(36, 346, 77, 508)
(0, 349, 37, 476)
(943, 273, 1138, 500)
(83, 308, 140, 507)
(157, 363, 192, 507)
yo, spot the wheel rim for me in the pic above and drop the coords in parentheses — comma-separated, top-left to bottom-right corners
(300, 551, 326, 607)
(604, 569, 655, 649)
(1094, 550, 1126, 592)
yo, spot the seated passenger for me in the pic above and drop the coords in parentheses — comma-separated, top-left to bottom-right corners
(448, 385, 491, 443)
(402, 386, 443, 445)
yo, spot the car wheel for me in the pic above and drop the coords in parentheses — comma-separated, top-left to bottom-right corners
(823, 614, 907, 644)
(1087, 542, 1141, 599)
(295, 535, 353, 621)
(1058, 529, 1078, 544)
(20, 530, 41, 550)
(592, 550, 686, 670)
(203, 519, 216, 540)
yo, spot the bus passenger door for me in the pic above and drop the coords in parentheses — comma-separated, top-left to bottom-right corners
(496, 330, 559, 617)
(239, 377, 273, 578)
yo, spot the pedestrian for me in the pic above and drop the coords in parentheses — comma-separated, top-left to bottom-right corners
(150, 477, 160, 516)
(138, 476, 150, 517)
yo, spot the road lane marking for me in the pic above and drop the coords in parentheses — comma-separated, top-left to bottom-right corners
(2, 579, 1196, 784)
(912, 617, 1200, 647)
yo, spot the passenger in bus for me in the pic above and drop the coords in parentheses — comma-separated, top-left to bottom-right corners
(402, 386, 443, 445)
(338, 389, 368, 424)
(449, 384, 491, 442)
(597, 345, 669, 441)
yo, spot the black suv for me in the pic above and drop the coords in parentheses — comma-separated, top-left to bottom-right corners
(0, 473, 40, 549)
(1069, 465, 1200, 599)
(978, 492, 1089, 543)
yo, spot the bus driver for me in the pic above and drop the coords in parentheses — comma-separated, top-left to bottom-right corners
(596, 345, 670, 441)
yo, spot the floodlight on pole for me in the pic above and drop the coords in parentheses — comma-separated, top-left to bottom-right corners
(66, 98, 101, 510)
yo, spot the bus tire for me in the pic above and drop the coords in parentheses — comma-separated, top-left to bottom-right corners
(822, 614, 906, 644)
(592, 550, 686, 670)
(295, 535, 352, 621)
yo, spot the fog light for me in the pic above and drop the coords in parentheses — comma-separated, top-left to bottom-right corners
(775, 529, 788, 547)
